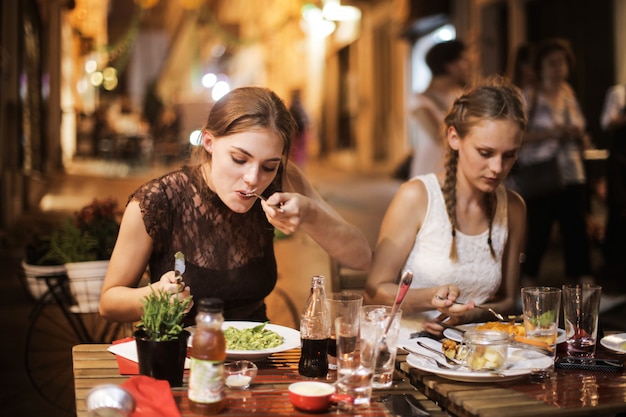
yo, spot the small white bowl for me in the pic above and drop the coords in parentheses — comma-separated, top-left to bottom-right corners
(224, 360, 258, 390)
(86, 384, 135, 416)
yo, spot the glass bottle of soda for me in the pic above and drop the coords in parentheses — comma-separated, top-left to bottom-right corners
(298, 275, 330, 377)
(188, 298, 226, 415)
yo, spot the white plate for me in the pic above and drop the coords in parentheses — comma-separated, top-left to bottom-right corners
(186, 321, 301, 360)
(443, 323, 566, 345)
(401, 337, 553, 382)
(600, 333, 626, 354)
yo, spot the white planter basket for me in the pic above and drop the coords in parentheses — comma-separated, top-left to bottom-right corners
(65, 260, 109, 313)
(21, 261, 67, 301)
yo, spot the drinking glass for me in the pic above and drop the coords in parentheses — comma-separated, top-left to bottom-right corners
(327, 292, 362, 370)
(335, 366, 374, 411)
(562, 284, 602, 357)
(521, 287, 561, 361)
(360, 305, 401, 388)
(335, 316, 360, 377)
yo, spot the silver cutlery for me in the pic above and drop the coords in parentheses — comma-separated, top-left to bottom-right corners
(416, 340, 464, 366)
(174, 251, 185, 283)
(377, 270, 413, 366)
(402, 346, 459, 369)
(246, 193, 284, 211)
(433, 295, 522, 321)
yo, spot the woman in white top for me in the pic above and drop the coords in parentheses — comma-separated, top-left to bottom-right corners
(365, 78, 527, 337)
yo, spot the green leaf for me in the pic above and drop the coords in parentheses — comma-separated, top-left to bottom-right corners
(136, 285, 193, 341)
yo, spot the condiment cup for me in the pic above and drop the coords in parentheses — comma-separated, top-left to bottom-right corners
(86, 384, 135, 417)
(288, 381, 352, 412)
(224, 360, 258, 390)
(462, 330, 509, 372)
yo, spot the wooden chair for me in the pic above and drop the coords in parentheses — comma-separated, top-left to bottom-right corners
(329, 259, 369, 293)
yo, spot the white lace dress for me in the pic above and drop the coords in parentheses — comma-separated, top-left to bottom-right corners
(399, 174, 508, 339)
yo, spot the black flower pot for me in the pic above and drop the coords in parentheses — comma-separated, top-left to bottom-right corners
(134, 329, 190, 387)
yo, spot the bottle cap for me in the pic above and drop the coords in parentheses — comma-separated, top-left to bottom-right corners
(197, 298, 224, 313)
(311, 275, 325, 285)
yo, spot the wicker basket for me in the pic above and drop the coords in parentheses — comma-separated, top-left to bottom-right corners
(21, 261, 67, 301)
(65, 260, 109, 313)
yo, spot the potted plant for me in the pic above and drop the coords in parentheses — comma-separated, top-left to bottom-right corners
(41, 198, 121, 312)
(42, 198, 120, 264)
(134, 286, 193, 387)
(21, 220, 68, 302)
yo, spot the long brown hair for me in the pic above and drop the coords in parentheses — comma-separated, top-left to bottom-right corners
(442, 77, 527, 262)
(191, 87, 296, 165)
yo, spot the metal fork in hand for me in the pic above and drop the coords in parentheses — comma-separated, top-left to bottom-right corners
(248, 193, 284, 212)
(434, 295, 512, 321)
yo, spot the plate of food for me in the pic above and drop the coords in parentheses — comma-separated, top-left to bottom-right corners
(443, 322, 566, 345)
(186, 321, 301, 360)
(401, 337, 553, 383)
(600, 333, 626, 354)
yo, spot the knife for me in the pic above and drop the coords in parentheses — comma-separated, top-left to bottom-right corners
(174, 251, 185, 283)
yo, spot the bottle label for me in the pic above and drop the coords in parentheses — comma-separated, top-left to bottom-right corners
(188, 359, 224, 403)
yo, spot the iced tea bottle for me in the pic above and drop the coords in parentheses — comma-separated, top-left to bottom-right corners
(188, 298, 226, 415)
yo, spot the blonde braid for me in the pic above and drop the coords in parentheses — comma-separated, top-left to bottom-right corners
(442, 149, 459, 262)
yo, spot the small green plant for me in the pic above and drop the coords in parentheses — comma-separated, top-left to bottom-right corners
(41, 198, 120, 264)
(136, 286, 193, 342)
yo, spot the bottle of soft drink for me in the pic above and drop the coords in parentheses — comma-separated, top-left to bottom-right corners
(188, 298, 226, 415)
(298, 275, 330, 377)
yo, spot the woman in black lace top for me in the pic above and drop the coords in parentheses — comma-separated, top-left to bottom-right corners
(99, 87, 371, 325)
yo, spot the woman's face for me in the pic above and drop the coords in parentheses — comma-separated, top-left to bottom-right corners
(541, 50, 569, 82)
(203, 128, 284, 213)
(449, 119, 522, 193)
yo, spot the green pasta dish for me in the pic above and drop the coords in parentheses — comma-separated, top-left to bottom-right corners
(224, 322, 284, 350)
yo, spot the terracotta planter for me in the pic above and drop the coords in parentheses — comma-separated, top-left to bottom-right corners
(134, 329, 190, 387)
(65, 260, 109, 313)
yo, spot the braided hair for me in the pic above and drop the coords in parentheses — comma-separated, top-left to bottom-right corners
(442, 77, 527, 262)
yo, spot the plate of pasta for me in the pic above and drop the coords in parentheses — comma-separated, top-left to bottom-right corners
(186, 321, 301, 360)
(443, 322, 566, 344)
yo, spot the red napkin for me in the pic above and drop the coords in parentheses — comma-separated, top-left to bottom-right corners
(122, 375, 181, 417)
(113, 337, 139, 375)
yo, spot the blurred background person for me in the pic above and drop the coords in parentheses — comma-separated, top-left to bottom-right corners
(288, 89, 310, 170)
(599, 82, 626, 292)
(518, 38, 594, 287)
(408, 40, 471, 178)
(510, 43, 536, 90)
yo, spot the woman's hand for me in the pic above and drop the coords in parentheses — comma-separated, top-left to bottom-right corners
(260, 192, 310, 235)
(431, 285, 476, 318)
(157, 271, 194, 314)
(557, 125, 584, 143)
(423, 314, 464, 337)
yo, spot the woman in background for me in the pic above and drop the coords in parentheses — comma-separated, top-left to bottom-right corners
(518, 38, 593, 287)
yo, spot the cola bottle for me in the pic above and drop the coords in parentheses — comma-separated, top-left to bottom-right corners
(298, 275, 330, 377)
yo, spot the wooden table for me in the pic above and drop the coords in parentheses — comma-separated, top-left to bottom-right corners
(396, 346, 626, 417)
(72, 344, 447, 417)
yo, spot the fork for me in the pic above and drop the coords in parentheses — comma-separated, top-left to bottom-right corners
(403, 346, 459, 369)
(247, 193, 284, 212)
(416, 341, 464, 366)
(433, 295, 519, 321)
